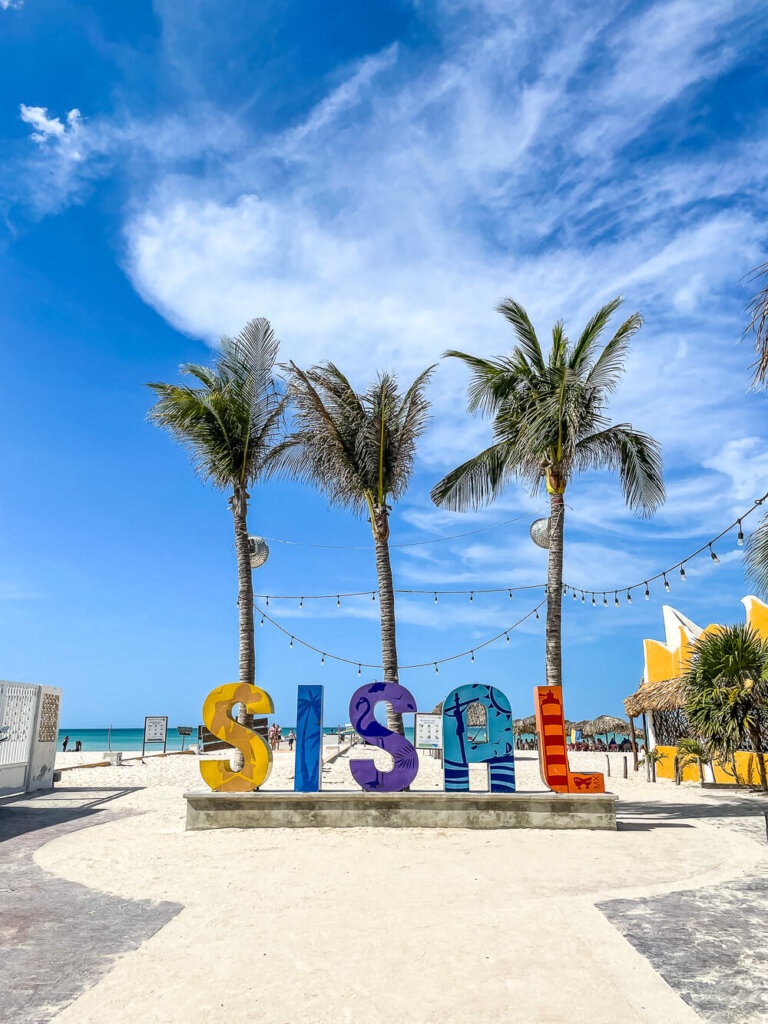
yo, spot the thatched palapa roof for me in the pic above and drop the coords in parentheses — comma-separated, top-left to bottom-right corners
(582, 715, 629, 736)
(624, 676, 686, 718)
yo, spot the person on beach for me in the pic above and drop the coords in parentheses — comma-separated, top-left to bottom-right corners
(337, 726, 343, 745)
(276, 725, 282, 749)
(288, 730, 295, 751)
(268, 724, 276, 750)
(75, 739, 82, 752)
(62, 735, 69, 751)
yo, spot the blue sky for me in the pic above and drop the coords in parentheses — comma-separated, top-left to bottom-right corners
(2, 0, 768, 729)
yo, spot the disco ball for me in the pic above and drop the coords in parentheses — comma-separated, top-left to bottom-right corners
(529, 518, 551, 549)
(248, 536, 270, 568)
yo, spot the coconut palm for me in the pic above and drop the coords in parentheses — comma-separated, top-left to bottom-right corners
(277, 362, 434, 735)
(682, 624, 768, 791)
(431, 297, 665, 689)
(674, 738, 711, 787)
(146, 318, 284, 698)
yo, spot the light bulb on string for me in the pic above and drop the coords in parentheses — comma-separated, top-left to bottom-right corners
(299, 597, 303, 609)
(535, 607, 539, 620)
(709, 544, 719, 564)
(509, 590, 513, 599)
(337, 596, 341, 607)
(357, 665, 361, 676)
(581, 592, 585, 604)
(614, 592, 620, 607)
(434, 592, 438, 604)
(260, 616, 264, 627)
(737, 520, 744, 546)
(321, 654, 325, 665)
(434, 663, 439, 675)
(627, 590, 632, 605)
(680, 565, 686, 582)
(470, 592, 474, 603)
(505, 632, 510, 643)
(664, 574, 670, 592)
(265, 596, 269, 606)
(572, 588, 577, 601)
(471, 651, 475, 663)
(372, 592, 376, 601)
(289, 637, 294, 649)
(644, 583, 650, 600)
(603, 593, 608, 606)
(592, 593, 596, 606)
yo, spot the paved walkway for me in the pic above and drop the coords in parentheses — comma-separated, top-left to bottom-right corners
(0, 787, 182, 1024)
(602, 796, 768, 1023)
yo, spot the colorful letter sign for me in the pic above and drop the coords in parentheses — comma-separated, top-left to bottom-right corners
(348, 681, 419, 791)
(199, 682, 274, 792)
(534, 686, 604, 793)
(295, 684, 324, 792)
(442, 684, 516, 792)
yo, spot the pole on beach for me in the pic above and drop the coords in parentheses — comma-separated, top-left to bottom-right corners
(623, 756, 628, 779)
(107, 724, 112, 752)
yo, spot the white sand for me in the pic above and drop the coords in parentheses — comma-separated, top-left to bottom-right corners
(39, 747, 767, 1024)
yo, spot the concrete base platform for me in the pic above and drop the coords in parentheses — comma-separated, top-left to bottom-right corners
(184, 789, 617, 830)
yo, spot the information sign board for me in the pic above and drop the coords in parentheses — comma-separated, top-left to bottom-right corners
(414, 713, 443, 749)
(142, 716, 168, 756)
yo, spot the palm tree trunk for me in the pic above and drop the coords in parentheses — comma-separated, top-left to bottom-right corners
(231, 486, 255, 771)
(545, 492, 565, 687)
(747, 723, 768, 791)
(373, 508, 404, 737)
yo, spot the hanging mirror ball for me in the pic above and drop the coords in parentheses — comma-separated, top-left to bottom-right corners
(529, 518, 551, 549)
(248, 536, 270, 568)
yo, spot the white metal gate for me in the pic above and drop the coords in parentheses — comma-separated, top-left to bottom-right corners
(0, 681, 39, 795)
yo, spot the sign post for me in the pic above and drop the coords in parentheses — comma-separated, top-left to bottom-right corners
(414, 713, 443, 750)
(142, 716, 168, 757)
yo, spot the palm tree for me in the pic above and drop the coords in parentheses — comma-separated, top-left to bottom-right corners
(674, 737, 710, 787)
(683, 624, 768, 791)
(277, 362, 434, 735)
(146, 318, 284, 702)
(431, 297, 665, 689)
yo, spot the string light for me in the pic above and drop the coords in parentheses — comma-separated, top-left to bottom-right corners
(737, 520, 744, 546)
(664, 574, 670, 592)
(260, 616, 264, 627)
(603, 593, 608, 606)
(434, 663, 439, 675)
(709, 545, 719, 565)
(627, 590, 632, 605)
(644, 583, 650, 600)
(299, 597, 303, 609)
(372, 592, 376, 601)
(434, 592, 438, 603)
(470, 591, 474, 602)
(581, 592, 585, 603)
(614, 592, 620, 607)
(253, 599, 545, 671)
(509, 590, 513, 599)
(680, 565, 686, 582)
(337, 596, 341, 607)
(591, 593, 596, 606)
(572, 589, 577, 601)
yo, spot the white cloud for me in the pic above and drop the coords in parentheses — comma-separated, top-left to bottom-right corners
(20, 105, 81, 144)
(1, 0, 23, 9)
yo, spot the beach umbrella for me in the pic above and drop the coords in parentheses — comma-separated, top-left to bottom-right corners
(582, 715, 629, 744)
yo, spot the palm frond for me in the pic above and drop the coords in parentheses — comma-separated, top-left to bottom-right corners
(745, 512, 768, 597)
(745, 261, 768, 387)
(585, 312, 643, 394)
(496, 299, 546, 373)
(569, 297, 623, 371)
(574, 423, 665, 515)
(430, 443, 515, 511)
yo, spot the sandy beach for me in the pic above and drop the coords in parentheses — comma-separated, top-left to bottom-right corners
(12, 746, 762, 1023)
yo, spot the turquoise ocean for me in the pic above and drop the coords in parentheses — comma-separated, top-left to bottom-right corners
(56, 727, 629, 752)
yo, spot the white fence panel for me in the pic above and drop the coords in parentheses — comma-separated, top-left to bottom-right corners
(0, 681, 39, 768)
